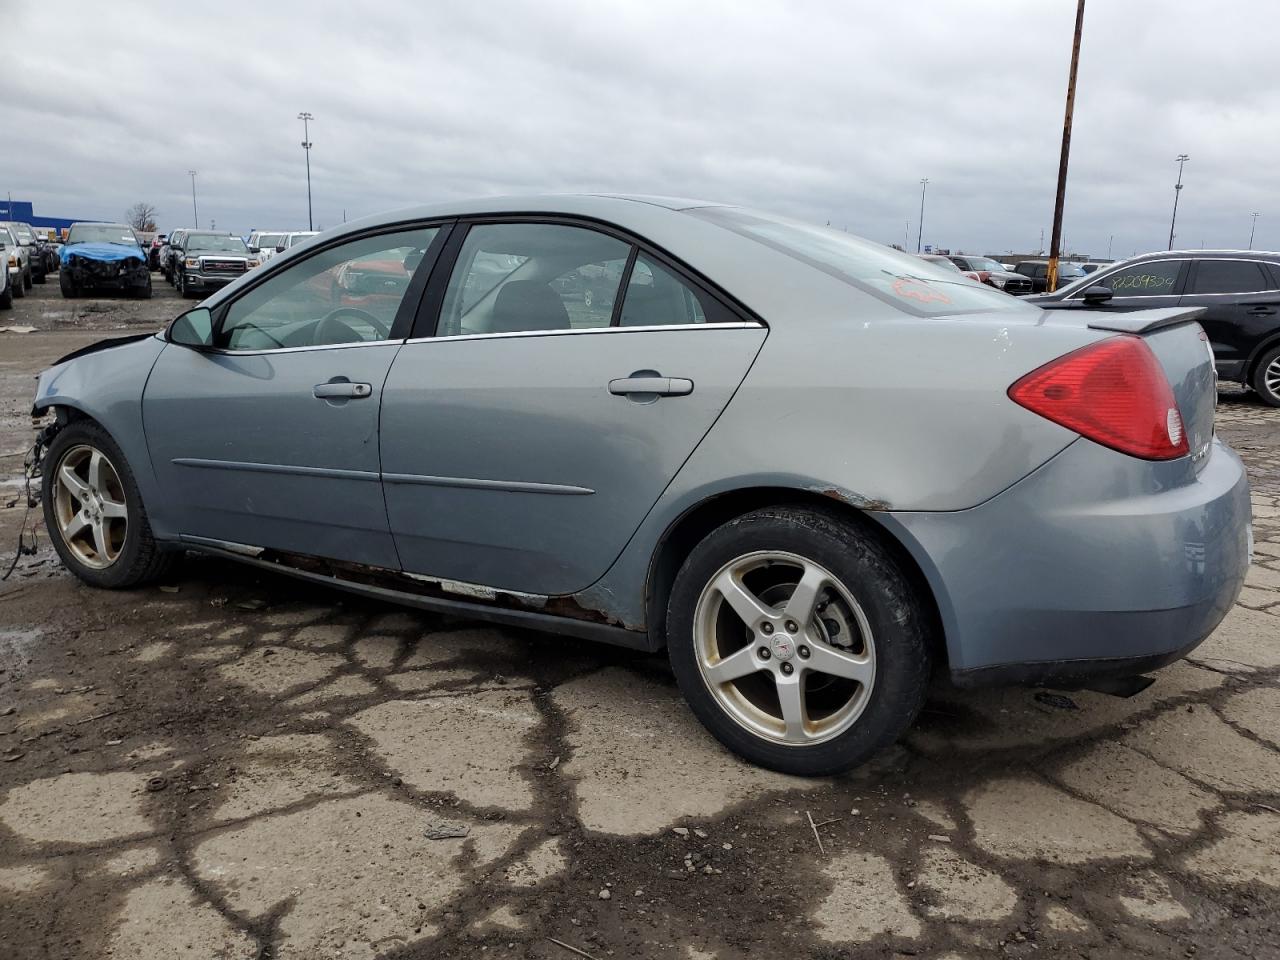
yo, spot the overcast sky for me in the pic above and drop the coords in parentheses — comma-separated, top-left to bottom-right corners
(6, 1, 1278, 257)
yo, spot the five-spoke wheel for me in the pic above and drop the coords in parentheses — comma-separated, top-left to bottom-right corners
(52, 444, 129, 568)
(668, 506, 932, 775)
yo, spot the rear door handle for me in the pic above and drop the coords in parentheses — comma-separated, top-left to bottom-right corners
(608, 376, 694, 397)
(313, 381, 372, 399)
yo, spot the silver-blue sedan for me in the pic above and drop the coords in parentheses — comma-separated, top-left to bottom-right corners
(30, 195, 1252, 775)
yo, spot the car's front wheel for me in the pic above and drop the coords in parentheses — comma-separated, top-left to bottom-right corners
(59, 271, 78, 298)
(667, 506, 932, 776)
(42, 420, 175, 589)
(1252, 345, 1280, 408)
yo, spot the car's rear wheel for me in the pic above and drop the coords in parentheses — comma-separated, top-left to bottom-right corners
(42, 420, 175, 589)
(1251, 345, 1280, 408)
(667, 506, 932, 775)
(13, 273, 25, 298)
(0, 275, 11, 309)
(23, 268, 32, 290)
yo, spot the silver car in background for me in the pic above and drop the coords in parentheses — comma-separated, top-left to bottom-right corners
(29, 195, 1251, 774)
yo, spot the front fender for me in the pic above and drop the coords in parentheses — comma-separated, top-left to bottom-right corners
(33, 336, 175, 538)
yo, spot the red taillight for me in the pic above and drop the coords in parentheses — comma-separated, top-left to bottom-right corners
(1008, 335, 1189, 460)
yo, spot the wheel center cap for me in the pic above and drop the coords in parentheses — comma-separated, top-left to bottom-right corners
(770, 634, 795, 661)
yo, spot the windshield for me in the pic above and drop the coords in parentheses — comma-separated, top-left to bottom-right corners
(921, 256, 961, 272)
(287, 233, 317, 247)
(690, 207, 1033, 317)
(4, 223, 35, 243)
(966, 257, 1005, 273)
(257, 234, 285, 248)
(187, 234, 249, 253)
(67, 224, 139, 246)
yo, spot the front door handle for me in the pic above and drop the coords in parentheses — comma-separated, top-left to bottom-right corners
(1247, 305, 1277, 315)
(313, 381, 372, 399)
(608, 376, 694, 398)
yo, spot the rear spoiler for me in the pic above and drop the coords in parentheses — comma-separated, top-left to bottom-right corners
(1085, 306, 1206, 335)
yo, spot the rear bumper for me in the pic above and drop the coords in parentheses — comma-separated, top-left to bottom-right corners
(882, 437, 1252, 686)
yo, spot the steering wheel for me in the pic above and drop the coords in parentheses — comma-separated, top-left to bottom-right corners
(313, 307, 391, 345)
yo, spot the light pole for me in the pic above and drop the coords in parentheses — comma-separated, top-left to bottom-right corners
(1167, 154, 1189, 250)
(188, 170, 199, 228)
(298, 112, 314, 231)
(1249, 212, 1260, 250)
(915, 179, 928, 253)
(1047, 0, 1086, 293)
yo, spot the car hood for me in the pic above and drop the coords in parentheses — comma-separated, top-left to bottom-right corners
(50, 333, 156, 367)
(61, 242, 145, 264)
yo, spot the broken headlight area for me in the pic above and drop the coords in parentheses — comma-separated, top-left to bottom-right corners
(67, 255, 147, 287)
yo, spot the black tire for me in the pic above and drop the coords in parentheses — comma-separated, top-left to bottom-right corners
(23, 268, 32, 290)
(13, 274, 25, 298)
(1251, 344, 1280, 408)
(666, 505, 932, 776)
(0, 278, 12, 309)
(134, 279, 153, 300)
(41, 419, 176, 589)
(59, 271, 77, 298)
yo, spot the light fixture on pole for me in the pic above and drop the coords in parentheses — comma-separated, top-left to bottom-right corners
(1167, 154, 1189, 250)
(188, 170, 199, 229)
(915, 179, 928, 253)
(298, 112, 314, 231)
(1249, 212, 1260, 250)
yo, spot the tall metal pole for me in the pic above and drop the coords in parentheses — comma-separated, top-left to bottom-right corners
(298, 112, 314, 231)
(1249, 212, 1259, 250)
(1168, 154, 1189, 250)
(188, 170, 199, 228)
(1047, 0, 1086, 293)
(915, 179, 928, 253)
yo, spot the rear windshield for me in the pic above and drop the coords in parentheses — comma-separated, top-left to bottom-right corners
(688, 207, 1033, 317)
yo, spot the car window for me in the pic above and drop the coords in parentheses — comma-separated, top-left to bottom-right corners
(1189, 260, 1271, 295)
(1099, 260, 1181, 296)
(618, 255, 732, 327)
(217, 227, 439, 351)
(437, 223, 632, 337)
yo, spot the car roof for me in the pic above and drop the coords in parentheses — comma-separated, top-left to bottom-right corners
(1134, 249, 1280, 261)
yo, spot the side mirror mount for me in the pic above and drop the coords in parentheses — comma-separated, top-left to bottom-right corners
(275, 245, 286, 254)
(1083, 284, 1114, 304)
(166, 307, 214, 348)
(248, 246, 260, 254)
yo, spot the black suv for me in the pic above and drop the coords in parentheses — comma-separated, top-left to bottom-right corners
(1013, 260, 1088, 294)
(1029, 250, 1280, 406)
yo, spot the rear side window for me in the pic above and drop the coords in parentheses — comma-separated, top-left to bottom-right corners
(1103, 260, 1182, 296)
(437, 223, 632, 336)
(619, 255, 734, 326)
(690, 206, 1029, 317)
(1189, 260, 1271, 295)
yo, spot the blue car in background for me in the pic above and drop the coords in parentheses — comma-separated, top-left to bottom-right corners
(60, 222, 152, 299)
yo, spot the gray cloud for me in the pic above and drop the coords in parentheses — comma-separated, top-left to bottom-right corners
(5, 0, 1278, 256)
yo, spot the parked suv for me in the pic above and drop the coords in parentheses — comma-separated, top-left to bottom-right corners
(161, 229, 190, 283)
(1, 223, 33, 292)
(1030, 250, 1280, 405)
(948, 255, 1033, 295)
(1013, 260, 1088, 294)
(173, 232, 257, 298)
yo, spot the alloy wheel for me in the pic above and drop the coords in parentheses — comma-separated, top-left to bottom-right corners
(692, 550, 876, 746)
(1265, 355, 1280, 401)
(52, 444, 128, 569)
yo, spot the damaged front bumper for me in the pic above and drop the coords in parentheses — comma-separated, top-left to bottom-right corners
(64, 255, 149, 291)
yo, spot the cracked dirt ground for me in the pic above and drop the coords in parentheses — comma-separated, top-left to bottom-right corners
(1, 323, 1279, 959)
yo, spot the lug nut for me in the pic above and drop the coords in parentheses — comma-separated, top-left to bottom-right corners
(798, 645, 810, 659)
(780, 662, 794, 676)
(760, 622, 774, 635)
(785, 620, 799, 634)
(758, 646, 771, 660)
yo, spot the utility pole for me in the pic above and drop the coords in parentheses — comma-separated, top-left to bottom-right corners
(188, 171, 199, 228)
(1107, 234, 1113, 259)
(1168, 154, 1189, 249)
(1249, 212, 1260, 250)
(298, 112, 314, 231)
(915, 179, 928, 253)
(1047, 0, 1086, 293)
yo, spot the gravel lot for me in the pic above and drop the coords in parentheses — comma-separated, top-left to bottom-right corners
(1, 279, 1279, 959)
